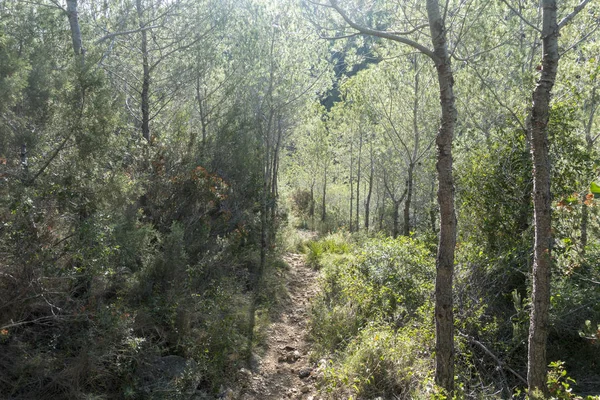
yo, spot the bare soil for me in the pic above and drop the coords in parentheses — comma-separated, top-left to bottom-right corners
(238, 252, 322, 400)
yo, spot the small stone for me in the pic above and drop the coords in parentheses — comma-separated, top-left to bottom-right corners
(298, 368, 311, 379)
(293, 350, 301, 360)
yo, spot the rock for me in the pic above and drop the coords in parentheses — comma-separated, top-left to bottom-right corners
(249, 352, 261, 370)
(292, 350, 301, 360)
(298, 367, 312, 379)
(239, 368, 252, 378)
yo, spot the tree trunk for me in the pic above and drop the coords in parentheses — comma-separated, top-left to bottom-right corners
(349, 141, 354, 232)
(404, 165, 413, 236)
(404, 58, 420, 237)
(426, 0, 458, 392)
(365, 144, 374, 232)
(137, 0, 151, 142)
(356, 131, 362, 231)
(322, 166, 327, 223)
(527, 0, 559, 396)
(66, 0, 83, 60)
(310, 181, 315, 227)
(324, 4, 458, 390)
(271, 119, 282, 223)
(379, 192, 386, 231)
(196, 75, 209, 150)
(430, 175, 437, 234)
(392, 200, 400, 238)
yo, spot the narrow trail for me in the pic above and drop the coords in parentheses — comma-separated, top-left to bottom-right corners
(239, 252, 322, 400)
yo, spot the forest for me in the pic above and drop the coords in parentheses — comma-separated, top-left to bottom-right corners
(0, 0, 599, 399)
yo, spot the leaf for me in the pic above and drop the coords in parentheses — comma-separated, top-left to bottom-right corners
(591, 182, 600, 198)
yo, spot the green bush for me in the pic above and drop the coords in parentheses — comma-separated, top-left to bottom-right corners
(309, 236, 435, 398)
(320, 323, 433, 399)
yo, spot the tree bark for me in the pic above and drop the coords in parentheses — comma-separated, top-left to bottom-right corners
(378, 186, 386, 231)
(527, 0, 559, 396)
(404, 61, 420, 236)
(137, 0, 151, 142)
(310, 181, 315, 226)
(66, 0, 83, 60)
(392, 200, 400, 238)
(426, 0, 457, 392)
(356, 130, 362, 231)
(365, 142, 374, 232)
(384, 175, 407, 239)
(349, 141, 354, 232)
(322, 166, 327, 222)
(430, 174, 437, 234)
(404, 164, 414, 236)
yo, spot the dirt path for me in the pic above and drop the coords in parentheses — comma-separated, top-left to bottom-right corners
(238, 252, 322, 400)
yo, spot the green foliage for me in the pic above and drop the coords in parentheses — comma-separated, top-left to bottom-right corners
(320, 323, 433, 399)
(456, 125, 532, 255)
(302, 232, 353, 268)
(309, 236, 435, 397)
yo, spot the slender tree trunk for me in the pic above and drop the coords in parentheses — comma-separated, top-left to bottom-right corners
(430, 175, 437, 234)
(66, 0, 83, 61)
(322, 166, 327, 222)
(365, 144, 374, 232)
(137, 0, 151, 142)
(349, 142, 354, 232)
(20, 143, 28, 180)
(356, 131, 362, 231)
(196, 75, 209, 150)
(404, 166, 413, 236)
(310, 181, 315, 227)
(392, 200, 400, 238)
(379, 190, 386, 231)
(271, 119, 282, 223)
(384, 178, 407, 239)
(527, 0, 559, 396)
(405, 62, 420, 237)
(426, 0, 458, 392)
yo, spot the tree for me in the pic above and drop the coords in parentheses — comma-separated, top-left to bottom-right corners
(525, 0, 593, 395)
(311, 0, 458, 390)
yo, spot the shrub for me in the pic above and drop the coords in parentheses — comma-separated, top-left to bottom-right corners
(309, 236, 435, 398)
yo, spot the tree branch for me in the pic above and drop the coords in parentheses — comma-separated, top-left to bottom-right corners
(328, 0, 439, 63)
(499, 0, 541, 33)
(470, 65, 527, 132)
(28, 134, 73, 185)
(389, 23, 430, 36)
(458, 332, 528, 386)
(318, 31, 361, 40)
(558, 0, 593, 29)
(95, 25, 162, 44)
